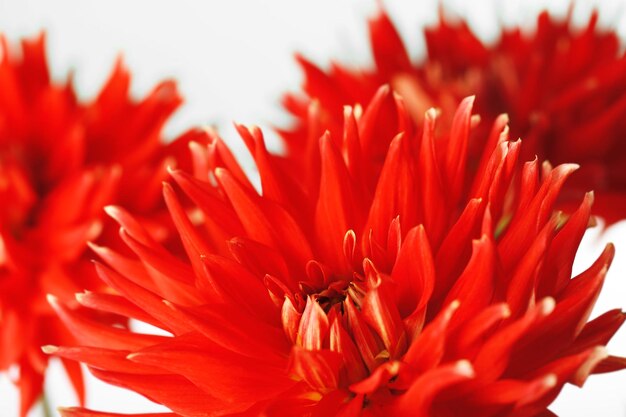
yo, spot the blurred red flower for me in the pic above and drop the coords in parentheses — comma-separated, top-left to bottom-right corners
(0, 34, 206, 415)
(282, 8, 626, 223)
(50, 91, 624, 417)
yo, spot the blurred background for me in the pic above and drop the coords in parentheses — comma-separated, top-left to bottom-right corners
(0, 0, 625, 415)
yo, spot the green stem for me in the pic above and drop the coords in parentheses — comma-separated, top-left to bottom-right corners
(41, 393, 53, 417)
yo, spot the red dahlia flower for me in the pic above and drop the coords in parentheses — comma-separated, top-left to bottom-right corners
(49, 90, 624, 417)
(0, 34, 206, 415)
(282, 8, 626, 223)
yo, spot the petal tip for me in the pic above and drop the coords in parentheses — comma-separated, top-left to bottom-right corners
(539, 297, 556, 316)
(41, 345, 58, 354)
(543, 373, 558, 388)
(103, 205, 121, 219)
(46, 293, 60, 306)
(455, 359, 475, 378)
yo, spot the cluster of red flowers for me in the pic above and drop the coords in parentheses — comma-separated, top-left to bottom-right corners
(283, 9, 626, 223)
(1, 5, 626, 417)
(52, 90, 625, 417)
(0, 34, 206, 415)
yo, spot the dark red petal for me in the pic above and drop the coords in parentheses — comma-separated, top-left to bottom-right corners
(418, 108, 448, 247)
(329, 315, 368, 384)
(365, 133, 416, 248)
(433, 198, 486, 304)
(363, 281, 406, 358)
(391, 225, 434, 324)
(349, 361, 401, 394)
(565, 309, 626, 356)
(216, 167, 313, 270)
(473, 298, 556, 382)
(538, 192, 594, 297)
(75, 291, 161, 329)
(444, 232, 496, 326)
(235, 123, 309, 218)
(369, 10, 411, 76)
(593, 355, 626, 374)
(119, 228, 194, 286)
(315, 132, 360, 273)
(468, 374, 557, 406)
(344, 297, 385, 372)
(49, 295, 167, 350)
(505, 217, 556, 317)
(288, 346, 342, 391)
(168, 168, 243, 253)
(17, 359, 44, 417)
(453, 303, 511, 357)
(164, 301, 288, 362)
(162, 182, 213, 279)
(443, 96, 474, 206)
(199, 255, 277, 324)
(93, 262, 192, 335)
(88, 368, 242, 417)
(404, 300, 459, 373)
(499, 163, 579, 273)
(394, 360, 475, 416)
(43, 345, 163, 375)
(298, 297, 330, 351)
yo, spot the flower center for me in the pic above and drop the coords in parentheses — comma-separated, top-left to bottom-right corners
(302, 278, 367, 314)
(0, 147, 41, 236)
(282, 261, 407, 395)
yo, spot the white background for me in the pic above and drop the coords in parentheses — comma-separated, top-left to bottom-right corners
(0, 0, 625, 416)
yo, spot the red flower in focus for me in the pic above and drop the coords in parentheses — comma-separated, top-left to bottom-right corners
(282, 8, 626, 223)
(50, 91, 624, 417)
(0, 34, 206, 415)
